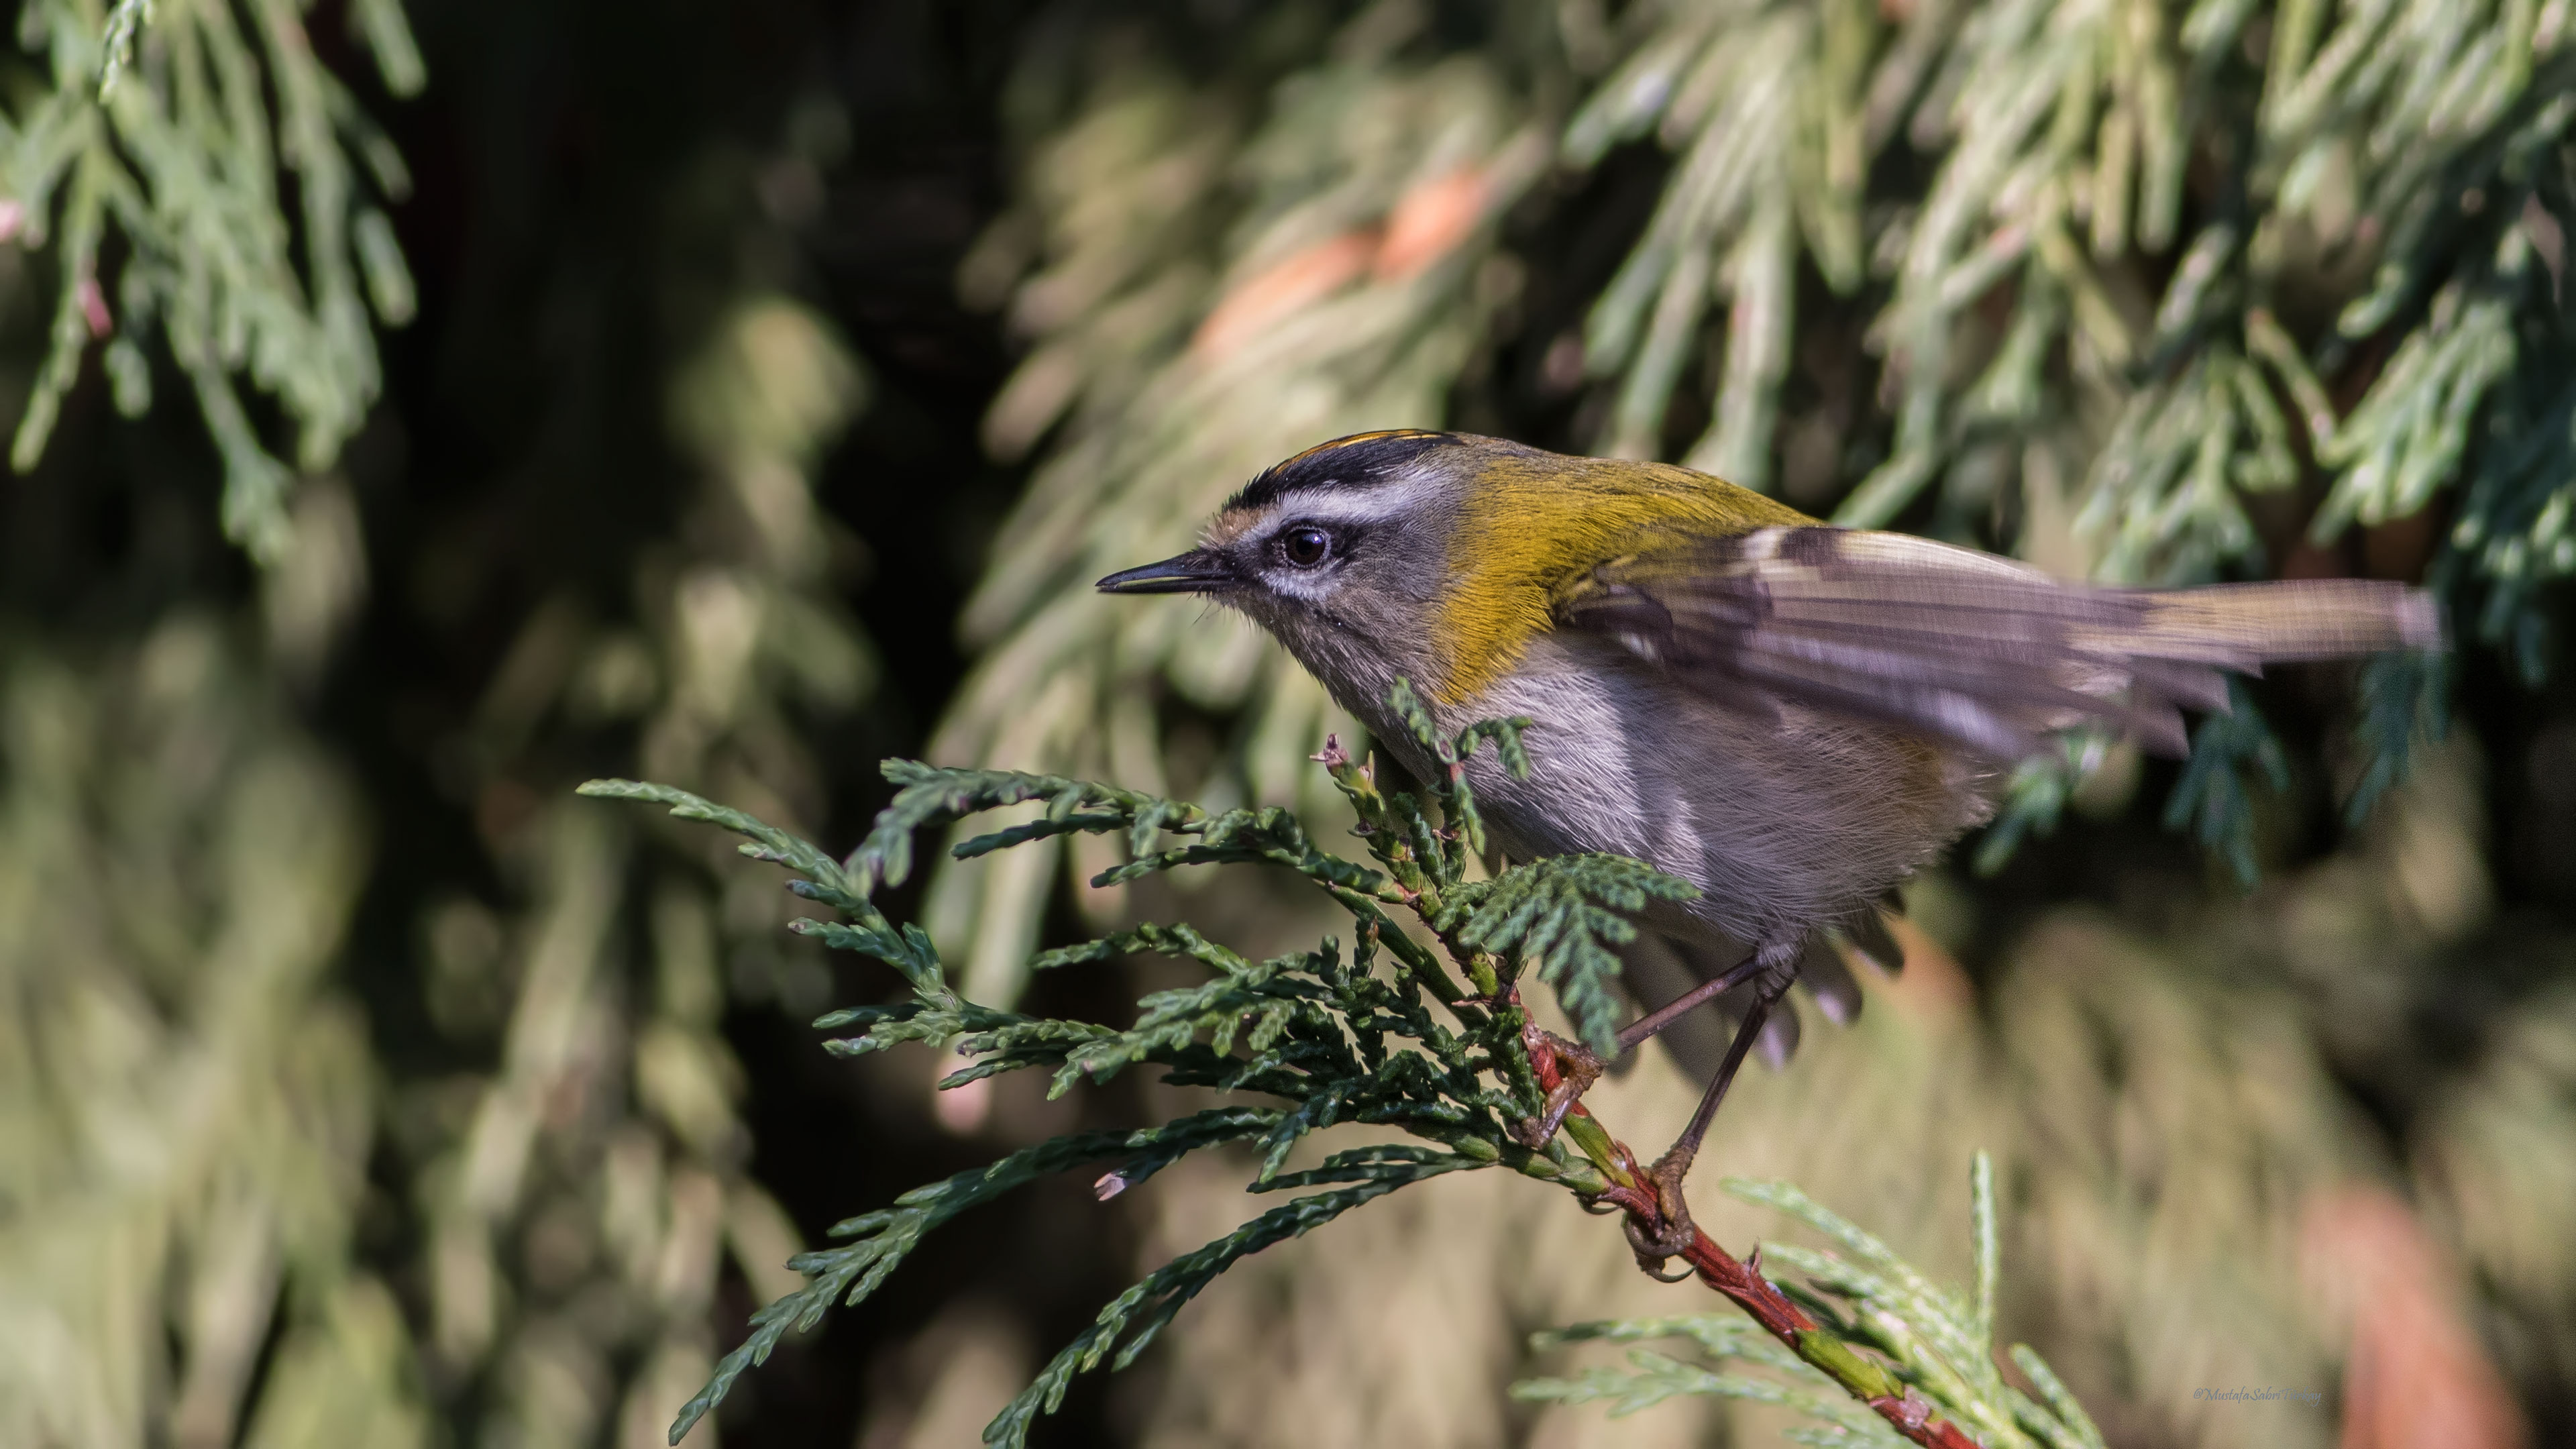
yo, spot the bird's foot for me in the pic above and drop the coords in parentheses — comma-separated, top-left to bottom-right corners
(1622, 1144, 1701, 1280)
(1509, 1026, 1603, 1151)
(1618, 941, 1798, 1279)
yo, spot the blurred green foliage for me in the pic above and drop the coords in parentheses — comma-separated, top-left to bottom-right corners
(3, 1, 2576, 1448)
(0, 619, 418, 1448)
(0, 1, 904, 1445)
(3, 0, 421, 559)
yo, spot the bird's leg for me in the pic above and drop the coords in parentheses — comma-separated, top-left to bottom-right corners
(1626, 943, 1803, 1268)
(1510, 951, 1765, 1151)
(1615, 951, 1762, 1051)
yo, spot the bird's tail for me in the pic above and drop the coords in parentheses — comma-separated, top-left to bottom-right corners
(2048, 578, 2440, 755)
(2130, 578, 2443, 666)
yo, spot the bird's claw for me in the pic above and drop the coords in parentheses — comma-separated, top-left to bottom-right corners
(1633, 1252, 1697, 1283)
(1508, 1028, 1604, 1150)
(1622, 1145, 1701, 1276)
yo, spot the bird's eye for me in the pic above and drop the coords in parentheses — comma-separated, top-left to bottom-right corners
(1280, 526, 1334, 568)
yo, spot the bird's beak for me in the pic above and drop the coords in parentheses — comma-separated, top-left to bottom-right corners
(1095, 549, 1237, 595)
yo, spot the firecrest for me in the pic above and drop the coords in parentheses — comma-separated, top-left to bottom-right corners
(1098, 429, 2438, 1251)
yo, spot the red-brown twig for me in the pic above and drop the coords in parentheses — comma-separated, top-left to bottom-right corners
(1524, 1025, 1984, 1449)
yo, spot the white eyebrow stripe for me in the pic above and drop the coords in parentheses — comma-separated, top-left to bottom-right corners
(1252, 481, 1424, 529)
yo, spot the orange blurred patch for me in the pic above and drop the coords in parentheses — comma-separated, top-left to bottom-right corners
(1870, 914, 1975, 1018)
(1190, 165, 1493, 360)
(1191, 231, 1377, 360)
(1373, 166, 1489, 280)
(2300, 1186, 2526, 1449)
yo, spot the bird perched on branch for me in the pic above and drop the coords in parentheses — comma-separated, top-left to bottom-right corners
(1098, 429, 2440, 1256)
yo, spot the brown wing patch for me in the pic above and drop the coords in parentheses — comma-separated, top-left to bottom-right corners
(1558, 526, 2438, 761)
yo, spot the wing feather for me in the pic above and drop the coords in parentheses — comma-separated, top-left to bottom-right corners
(1557, 527, 2439, 761)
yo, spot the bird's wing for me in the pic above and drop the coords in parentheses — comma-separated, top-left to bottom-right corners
(1554, 526, 2439, 761)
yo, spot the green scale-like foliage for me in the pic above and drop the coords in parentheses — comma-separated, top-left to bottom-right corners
(586, 680, 2103, 1448)
(3, 0, 421, 559)
(581, 682, 1611, 1445)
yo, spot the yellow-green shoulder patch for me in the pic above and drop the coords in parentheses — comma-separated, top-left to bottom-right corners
(1431, 457, 1815, 702)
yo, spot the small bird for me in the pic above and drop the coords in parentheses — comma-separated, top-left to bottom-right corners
(1098, 429, 2438, 1254)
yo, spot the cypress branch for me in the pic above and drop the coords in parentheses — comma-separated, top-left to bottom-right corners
(1520, 1154, 2106, 1449)
(1459, 854, 1700, 1058)
(592, 682, 2088, 1449)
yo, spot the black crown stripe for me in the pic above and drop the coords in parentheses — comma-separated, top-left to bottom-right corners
(1224, 430, 1463, 513)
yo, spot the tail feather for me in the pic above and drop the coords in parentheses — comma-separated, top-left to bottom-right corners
(2099, 579, 2439, 757)
(2135, 579, 2443, 664)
